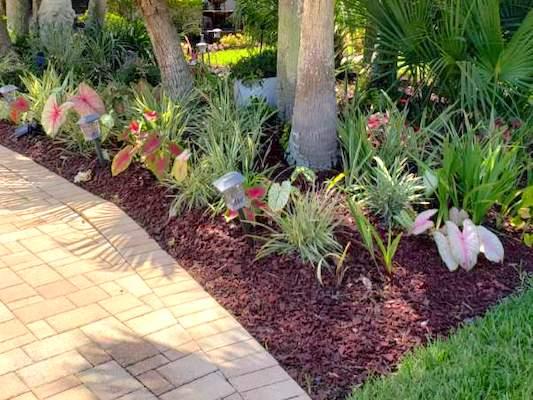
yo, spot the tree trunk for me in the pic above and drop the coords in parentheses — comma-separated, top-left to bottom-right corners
(136, 0, 193, 100)
(289, 0, 337, 169)
(88, 0, 106, 27)
(38, 0, 75, 32)
(277, 0, 302, 121)
(0, 0, 10, 56)
(31, 0, 42, 30)
(6, 0, 31, 39)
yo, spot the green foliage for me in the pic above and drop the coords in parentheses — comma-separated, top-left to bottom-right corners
(20, 67, 74, 127)
(170, 79, 273, 215)
(167, 0, 203, 36)
(132, 82, 197, 143)
(230, 49, 277, 83)
(349, 281, 533, 399)
(348, 199, 403, 274)
(256, 189, 343, 269)
(210, 48, 261, 67)
(433, 124, 523, 224)
(362, 0, 533, 119)
(234, 0, 278, 46)
(355, 157, 425, 226)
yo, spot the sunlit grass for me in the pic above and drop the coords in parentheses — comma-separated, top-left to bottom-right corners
(349, 279, 533, 400)
(208, 47, 262, 67)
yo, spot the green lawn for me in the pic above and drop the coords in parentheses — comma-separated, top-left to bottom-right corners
(208, 48, 260, 67)
(349, 280, 533, 400)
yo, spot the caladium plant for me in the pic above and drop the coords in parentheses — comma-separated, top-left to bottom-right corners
(224, 185, 268, 222)
(41, 83, 110, 137)
(111, 110, 187, 181)
(411, 207, 504, 271)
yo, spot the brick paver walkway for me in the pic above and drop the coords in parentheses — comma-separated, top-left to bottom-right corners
(0, 145, 310, 400)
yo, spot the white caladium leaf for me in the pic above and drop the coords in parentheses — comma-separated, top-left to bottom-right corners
(447, 220, 480, 271)
(410, 209, 438, 235)
(449, 207, 469, 227)
(477, 226, 504, 263)
(433, 231, 459, 271)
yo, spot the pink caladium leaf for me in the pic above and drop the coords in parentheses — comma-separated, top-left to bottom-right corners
(447, 219, 480, 271)
(169, 142, 183, 157)
(245, 186, 266, 200)
(224, 209, 238, 222)
(144, 110, 158, 122)
(142, 133, 161, 156)
(70, 83, 106, 116)
(243, 207, 255, 221)
(12, 97, 30, 113)
(41, 95, 73, 136)
(129, 120, 141, 135)
(433, 231, 459, 271)
(111, 145, 136, 176)
(149, 153, 170, 180)
(477, 226, 504, 263)
(410, 209, 438, 235)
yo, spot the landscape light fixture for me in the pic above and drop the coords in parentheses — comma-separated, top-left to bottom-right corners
(0, 85, 37, 139)
(211, 28, 222, 39)
(213, 171, 252, 239)
(197, 34, 208, 55)
(77, 114, 106, 166)
(0, 85, 19, 104)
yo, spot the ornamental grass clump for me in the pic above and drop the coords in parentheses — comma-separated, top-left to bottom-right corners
(255, 189, 343, 269)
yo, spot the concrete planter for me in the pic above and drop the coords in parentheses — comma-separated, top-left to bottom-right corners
(234, 77, 278, 108)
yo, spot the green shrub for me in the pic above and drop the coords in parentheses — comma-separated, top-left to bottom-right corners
(230, 49, 277, 83)
(256, 189, 343, 269)
(434, 125, 523, 224)
(355, 157, 425, 226)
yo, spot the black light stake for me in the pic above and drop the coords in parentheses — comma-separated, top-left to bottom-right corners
(77, 114, 106, 167)
(213, 172, 253, 242)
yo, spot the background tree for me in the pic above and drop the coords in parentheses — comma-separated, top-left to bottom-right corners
(136, 0, 193, 99)
(88, 0, 107, 27)
(0, 0, 10, 56)
(289, 0, 337, 169)
(6, 0, 31, 39)
(277, 0, 302, 121)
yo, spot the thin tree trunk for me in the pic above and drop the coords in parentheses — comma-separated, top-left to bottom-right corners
(0, 0, 10, 56)
(277, 0, 302, 121)
(6, 0, 31, 39)
(136, 0, 193, 100)
(88, 0, 106, 27)
(289, 0, 337, 169)
(31, 0, 41, 30)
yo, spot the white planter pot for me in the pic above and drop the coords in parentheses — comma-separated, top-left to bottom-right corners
(234, 77, 278, 108)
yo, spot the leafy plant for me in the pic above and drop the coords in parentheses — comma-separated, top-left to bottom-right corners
(355, 157, 425, 226)
(256, 189, 343, 270)
(348, 200, 403, 275)
(362, 0, 533, 119)
(230, 49, 277, 84)
(431, 124, 523, 224)
(112, 112, 185, 180)
(411, 207, 505, 271)
(508, 186, 533, 247)
(220, 33, 251, 49)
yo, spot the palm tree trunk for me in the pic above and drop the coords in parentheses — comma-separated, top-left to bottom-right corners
(277, 0, 302, 121)
(31, 0, 41, 30)
(136, 0, 193, 100)
(88, 0, 106, 27)
(289, 0, 337, 169)
(0, 0, 10, 56)
(6, 0, 31, 39)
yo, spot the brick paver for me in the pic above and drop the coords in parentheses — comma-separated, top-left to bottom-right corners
(0, 145, 310, 400)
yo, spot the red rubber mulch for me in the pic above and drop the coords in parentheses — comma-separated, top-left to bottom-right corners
(1, 123, 531, 400)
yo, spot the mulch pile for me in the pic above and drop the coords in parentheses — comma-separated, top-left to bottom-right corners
(1, 123, 531, 399)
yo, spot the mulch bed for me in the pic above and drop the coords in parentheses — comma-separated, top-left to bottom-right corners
(1, 122, 531, 400)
